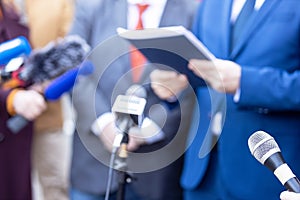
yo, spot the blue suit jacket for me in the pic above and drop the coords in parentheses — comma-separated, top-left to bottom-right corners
(181, 0, 300, 199)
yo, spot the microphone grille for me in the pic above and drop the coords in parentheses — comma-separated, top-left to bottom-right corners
(248, 130, 281, 164)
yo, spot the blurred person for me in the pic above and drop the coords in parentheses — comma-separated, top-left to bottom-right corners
(22, 0, 74, 199)
(68, 0, 198, 199)
(281, 191, 300, 200)
(150, 0, 300, 199)
(0, 88, 47, 200)
(0, 1, 46, 199)
(6, 0, 74, 199)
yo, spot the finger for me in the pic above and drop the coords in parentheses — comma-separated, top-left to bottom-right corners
(151, 69, 177, 81)
(127, 138, 139, 152)
(280, 191, 300, 200)
(188, 59, 206, 77)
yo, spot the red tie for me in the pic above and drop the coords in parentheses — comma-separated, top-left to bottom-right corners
(130, 4, 149, 83)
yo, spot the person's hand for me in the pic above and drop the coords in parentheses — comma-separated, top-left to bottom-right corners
(188, 59, 241, 93)
(127, 127, 146, 152)
(13, 90, 47, 120)
(280, 191, 300, 200)
(99, 122, 118, 152)
(150, 69, 188, 100)
(29, 81, 51, 93)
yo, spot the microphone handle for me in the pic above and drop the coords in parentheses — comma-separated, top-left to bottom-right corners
(6, 115, 30, 134)
(285, 177, 300, 193)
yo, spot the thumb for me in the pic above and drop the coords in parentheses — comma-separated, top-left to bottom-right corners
(280, 191, 300, 200)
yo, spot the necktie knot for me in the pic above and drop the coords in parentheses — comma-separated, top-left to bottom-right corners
(130, 3, 149, 82)
(137, 3, 149, 15)
(136, 4, 149, 30)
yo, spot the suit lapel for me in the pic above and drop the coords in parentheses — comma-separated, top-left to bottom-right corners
(221, 0, 234, 58)
(231, 0, 281, 58)
(159, 0, 179, 27)
(113, 0, 128, 29)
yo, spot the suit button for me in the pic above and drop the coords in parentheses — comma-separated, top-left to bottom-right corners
(0, 133, 5, 142)
(257, 108, 269, 114)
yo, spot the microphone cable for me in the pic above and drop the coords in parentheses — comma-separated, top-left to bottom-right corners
(104, 133, 123, 200)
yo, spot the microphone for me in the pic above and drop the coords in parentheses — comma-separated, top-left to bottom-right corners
(248, 130, 300, 192)
(112, 85, 147, 134)
(0, 36, 31, 65)
(0, 57, 25, 85)
(6, 61, 94, 134)
(19, 34, 90, 84)
(1, 35, 90, 88)
(44, 60, 94, 101)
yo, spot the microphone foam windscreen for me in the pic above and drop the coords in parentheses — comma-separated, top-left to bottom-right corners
(20, 35, 90, 83)
(248, 130, 281, 164)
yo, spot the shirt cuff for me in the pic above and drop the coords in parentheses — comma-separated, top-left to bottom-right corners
(233, 87, 241, 102)
(141, 117, 165, 144)
(91, 112, 115, 136)
(6, 88, 22, 116)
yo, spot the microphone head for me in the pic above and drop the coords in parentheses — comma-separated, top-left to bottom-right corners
(44, 60, 94, 101)
(125, 84, 147, 98)
(20, 35, 90, 83)
(248, 130, 281, 165)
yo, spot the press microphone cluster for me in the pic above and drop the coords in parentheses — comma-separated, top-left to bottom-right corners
(248, 130, 300, 193)
(0, 35, 90, 88)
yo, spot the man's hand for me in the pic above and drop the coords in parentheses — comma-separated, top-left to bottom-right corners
(13, 90, 47, 120)
(150, 69, 188, 100)
(127, 127, 146, 152)
(280, 191, 300, 200)
(188, 59, 241, 93)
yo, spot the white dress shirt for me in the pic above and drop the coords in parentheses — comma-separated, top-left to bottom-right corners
(231, 0, 265, 23)
(127, 0, 167, 29)
(91, 0, 167, 144)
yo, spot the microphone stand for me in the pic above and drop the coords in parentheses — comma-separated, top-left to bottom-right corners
(115, 118, 134, 200)
(116, 134, 130, 200)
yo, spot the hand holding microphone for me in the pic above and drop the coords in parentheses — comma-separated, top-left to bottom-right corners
(248, 130, 300, 193)
(280, 191, 300, 200)
(7, 60, 94, 134)
(12, 89, 47, 120)
(92, 85, 147, 152)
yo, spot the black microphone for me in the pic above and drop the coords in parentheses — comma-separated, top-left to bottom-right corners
(248, 130, 300, 193)
(112, 84, 147, 134)
(6, 61, 94, 134)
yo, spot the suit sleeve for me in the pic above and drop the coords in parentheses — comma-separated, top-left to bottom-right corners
(68, 0, 101, 40)
(237, 66, 300, 111)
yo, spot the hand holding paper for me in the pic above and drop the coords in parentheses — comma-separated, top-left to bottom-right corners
(150, 69, 188, 100)
(118, 26, 215, 88)
(188, 59, 241, 94)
